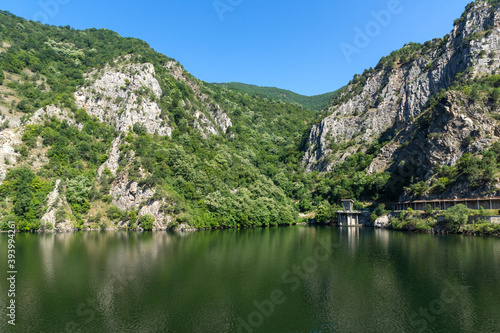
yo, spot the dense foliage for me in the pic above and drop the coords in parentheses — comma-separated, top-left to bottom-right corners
(1, 2, 500, 233)
(0, 9, 178, 114)
(0, 10, 317, 230)
(0, 167, 51, 231)
(216, 82, 341, 111)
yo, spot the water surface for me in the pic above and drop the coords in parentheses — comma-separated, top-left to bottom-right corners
(1, 226, 499, 332)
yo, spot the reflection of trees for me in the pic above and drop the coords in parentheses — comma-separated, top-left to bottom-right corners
(6, 228, 500, 332)
(298, 229, 499, 332)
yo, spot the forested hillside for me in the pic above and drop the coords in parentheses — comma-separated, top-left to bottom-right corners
(303, 0, 500, 204)
(0, 10, 318, 231)
(215, 82, 341, 111)
(2, 0, 500, 232)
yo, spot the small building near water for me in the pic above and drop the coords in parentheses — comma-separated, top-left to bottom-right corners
(337, 199, 362, 226)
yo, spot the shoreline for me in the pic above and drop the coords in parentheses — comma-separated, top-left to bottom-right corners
(0, 222, 310, 234)
(1, 221, 499, 237)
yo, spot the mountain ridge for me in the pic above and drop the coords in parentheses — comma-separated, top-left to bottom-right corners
(1, 1, 500, 233)
(213, 82, 342, 111)
(303, 0, 500, 201)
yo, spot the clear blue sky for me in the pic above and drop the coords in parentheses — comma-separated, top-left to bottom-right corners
(1, 0, 471, 96)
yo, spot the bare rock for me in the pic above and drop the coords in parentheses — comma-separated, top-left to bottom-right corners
(139, 200, 172, 230)
(97, 137, 122, 178)
(29, 105, 83, 130)
(303, 2, 500, 172)
(41, 180, 75, 232)
(165, 60, 232, 136)
(75, 61, 172, 136)
(0, 128, 21, 181)
(110, 172, 155, 212)
(374, 215, 390, 228)
(207, 103, 232, 133)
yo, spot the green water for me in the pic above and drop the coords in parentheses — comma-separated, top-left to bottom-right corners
(0, 226, 499, 333)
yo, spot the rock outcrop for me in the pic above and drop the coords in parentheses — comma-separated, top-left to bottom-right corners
(138, 199, 172, 230)
(29, 105, 83, 130)
(41, 179, 74, 231)
(304, 1, 500, 173)
(75, 58, 172, 136)
(110, 171, 155, 212)
(207, 103, 232, 133)
(0, 128, 21, 181)
(97, 137, 122, 178)
(368, 91, 500, 179)
(108, 170, 172, 229)
(165, 60, 232, 136)
(374, 214, 390, 228)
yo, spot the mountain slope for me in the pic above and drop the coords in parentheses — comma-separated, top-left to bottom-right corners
(0, 10, 315, 231)
(302, 0, 500, 201)
(2, 1, 500, 232)
(215, 82, 341, 111)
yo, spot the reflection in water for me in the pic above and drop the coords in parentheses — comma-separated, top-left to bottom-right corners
(342, 226, 360, 255)
(0, 227, 499, 332)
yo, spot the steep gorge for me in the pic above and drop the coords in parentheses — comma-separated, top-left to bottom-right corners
(1, 1, 500, 232)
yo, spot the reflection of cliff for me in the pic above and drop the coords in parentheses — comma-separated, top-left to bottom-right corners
(38, 234, 56, 281)
(5, 227, 500, 332)
(298, 228, 496, 332)
(301, 228, 410, 332)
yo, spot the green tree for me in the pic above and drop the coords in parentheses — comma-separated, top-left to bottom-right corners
(66, 175, 91, 214)
(443, 204, 470, 231)
(0, 167, 50, 230)
(138, 214, 155, 230)
(409, 181, 429, 197)
(490, 87, 500, 103)
(316, 200, 334, 224)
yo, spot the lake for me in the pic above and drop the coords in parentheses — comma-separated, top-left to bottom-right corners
(1, 226, 500, 332)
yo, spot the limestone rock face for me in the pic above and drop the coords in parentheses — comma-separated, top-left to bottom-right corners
(74, 60, 172, 136)
(193, 111, 218, 139)
(207, 103, 232, 133)
(29, 105, 82, 130)
(165, 60, 232, 136)
(138, 200, 172, 230)
(108, 170, 173, 229)
(41, 179, 74, 232)
(0, 128, 21, 181)
(368, 90, 499, 179)
(97, 137, 122, 178)
(110, 172, 155, 212)
(374, 215, 390, 228)
(304, 2, 500, 172)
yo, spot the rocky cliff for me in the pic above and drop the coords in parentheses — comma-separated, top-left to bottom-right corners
(3, 2, 498, 232)
(304, 1, 500, 179)
(368, 90, 499, 179)
(7, 56, 236, 230)
(40, 179, 74, 232)
(74, 56, 172, 136)
(164, 60, 232, 136)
